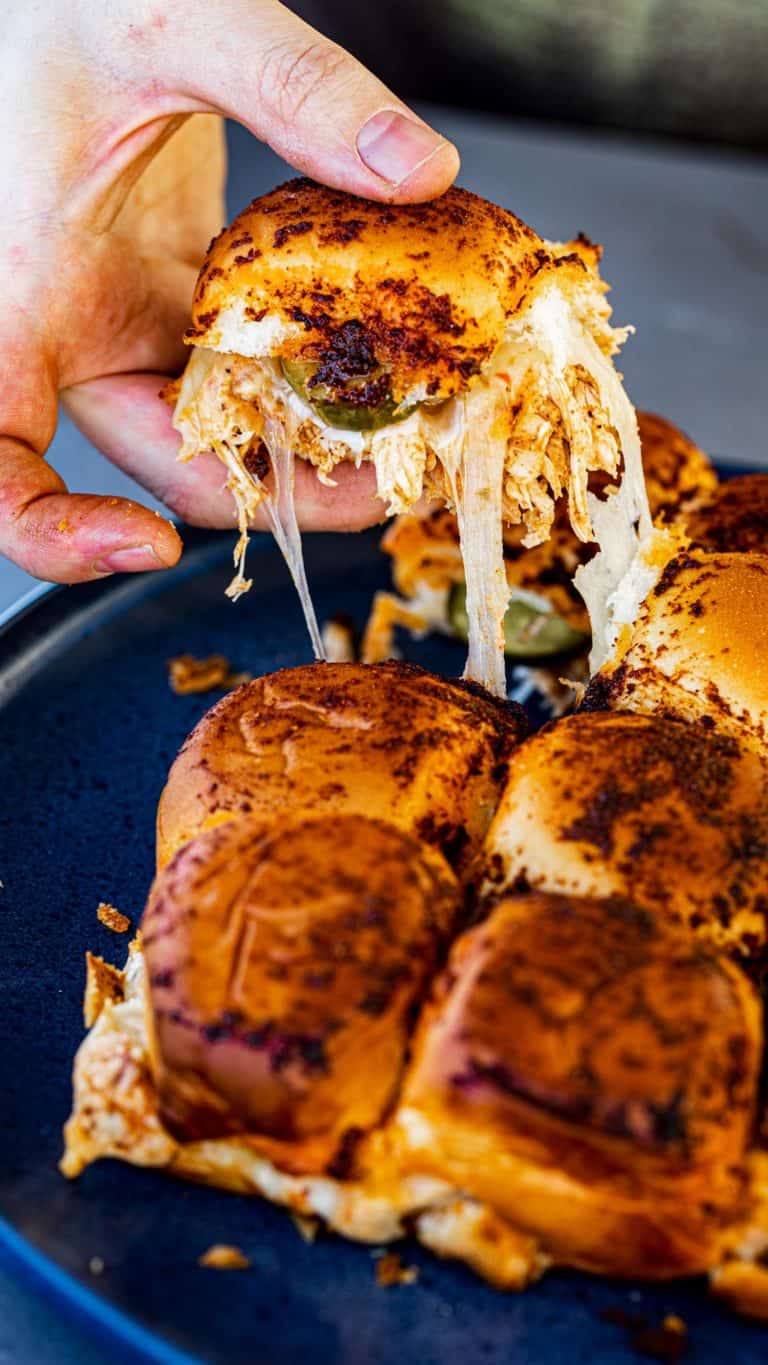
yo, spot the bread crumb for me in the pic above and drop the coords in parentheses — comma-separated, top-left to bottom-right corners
(198, 1244, 251, 1271)
(168, 654, 251, 696)
(97, 902, 131, 934)
(374, 1252, 419, 1287)
(83, 952, 124, 1028)
(290, 1213, 320, 1244)
(321, 615, 358, 663)
(88, 1256, 105, 1276)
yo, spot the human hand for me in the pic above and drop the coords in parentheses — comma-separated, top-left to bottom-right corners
(0, 1, 459, 583)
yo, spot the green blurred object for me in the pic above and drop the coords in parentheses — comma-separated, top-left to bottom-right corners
(281, 359, 417, 432)
(448, 583, 589, 658)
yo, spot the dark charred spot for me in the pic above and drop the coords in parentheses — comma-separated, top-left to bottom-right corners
(273, 220, 313, 248)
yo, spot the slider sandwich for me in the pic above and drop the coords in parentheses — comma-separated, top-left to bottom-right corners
(63, 667, 768, 1312)
(168, 179, 651, 696)
(362, 411, 716, 663)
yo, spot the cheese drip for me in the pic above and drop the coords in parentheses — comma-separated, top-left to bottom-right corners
(424, 386, 512, 698)
(173, 349, 324, 658)
(261, 413, 326, 662)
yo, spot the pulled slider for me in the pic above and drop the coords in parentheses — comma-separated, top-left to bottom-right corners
(169, 178, 651, 695)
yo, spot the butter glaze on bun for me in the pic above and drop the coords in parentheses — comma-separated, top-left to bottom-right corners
(396, 890, 760, 1278)
(185, 179, 593, 404)
(583, 550, 768, 752)
(481, 711, 768, 955)
(156, 661, 526, 876)
(144, 813, 459, 1168)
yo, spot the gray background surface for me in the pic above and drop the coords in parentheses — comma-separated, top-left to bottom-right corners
(2, 110, 767, 1363)
(1, 107, 766, 616)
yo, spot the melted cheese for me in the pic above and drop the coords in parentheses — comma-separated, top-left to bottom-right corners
(172, 281, 650, 696)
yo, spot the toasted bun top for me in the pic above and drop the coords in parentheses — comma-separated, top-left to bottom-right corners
(585, 550, 768, 751)
(398, 890, 758, 1276)
(636, 411, 717, 522)
(185, 178, 601, 400)
(144, 813, 459, 1162)
(405, 891, 758, 1166)
(685, 474, 768, 553)
(481, 710, 768, 955)
(156, 661, 526, 875)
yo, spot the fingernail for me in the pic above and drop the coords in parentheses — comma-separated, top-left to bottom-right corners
(357, 111, 448, 186)
(92, 544, 165, 575)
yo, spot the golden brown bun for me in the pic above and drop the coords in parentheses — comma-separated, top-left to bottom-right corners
(156, 661, 526, 875)
(637, 411, 717, 522)
(396, 891, 760, 1278)
(143, 813, 459, 1169)
(185, 177, 600, 402)
(481, 711, 768, 956)
(584, 550, 768, 752)
(685, 474, 768, 553)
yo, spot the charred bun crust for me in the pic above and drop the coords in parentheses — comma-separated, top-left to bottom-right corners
(156, 661, 526, 876)
(185, 178, 601, 401)
(481, 710, 768, 957)
(685, 474, 768, 554)
(144, 813, 459, 1167)
(584, 550, 768, 752)
(398, 890, 759, 1277)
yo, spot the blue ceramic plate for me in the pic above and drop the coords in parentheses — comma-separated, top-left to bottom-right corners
(2, 494, 767, 1365)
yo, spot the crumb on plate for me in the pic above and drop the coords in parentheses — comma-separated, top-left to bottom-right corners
(290, 1213, 320, 1244)
(97, 902, 131, 934)
(374, 1251, 420, 1288)
(320, 615, 358, 663)
(198, 1244, 251, 1271)
(168, 654, 251, 696)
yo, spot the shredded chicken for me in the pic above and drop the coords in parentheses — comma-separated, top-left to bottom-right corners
(171, 273, 649, 696)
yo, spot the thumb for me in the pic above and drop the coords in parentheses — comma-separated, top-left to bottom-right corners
(151, 0, 459, 202)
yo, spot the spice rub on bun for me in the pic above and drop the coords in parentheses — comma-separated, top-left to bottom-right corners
(144, 813, 460, 1169)
(394, 890, 761, 1280)
(481, 711, 768, 956)
(582, 550, 768, 752)
(362, 410, 716, 664)
(156, 661, 526, 877)
(169, 178, 651, 694)
(684, 473, 768, 553)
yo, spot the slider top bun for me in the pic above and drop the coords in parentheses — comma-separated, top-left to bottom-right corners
(186, 178, 604, 403)
(685, 474, 768, 553)
(635, 411, 717, 522)
(144, 813, 459, 1170)
(583, 550, 768, 752)
(481, 711, 768, 956)
(156, 661, 526, 874)
(396, 891, 760, 1278)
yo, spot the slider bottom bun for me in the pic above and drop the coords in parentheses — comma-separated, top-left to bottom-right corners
(583, 551, 768, 753)
(142, 814, 459, 1167)
(61, 892, 768, 1305)
(156, 661, 526, 877)
(481, 711, 768, 956)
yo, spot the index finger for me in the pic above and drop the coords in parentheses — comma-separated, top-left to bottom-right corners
(0, 436, 182, 582)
